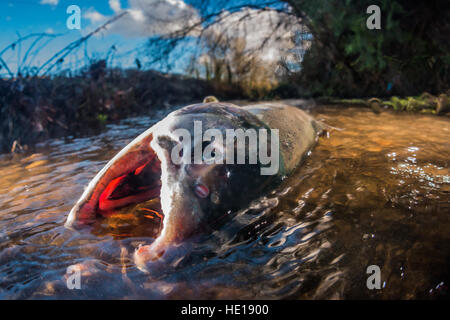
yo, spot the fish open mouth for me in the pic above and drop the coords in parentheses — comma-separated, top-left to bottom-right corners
(97, 151, 161, 214)
(66, 131, 165, 228)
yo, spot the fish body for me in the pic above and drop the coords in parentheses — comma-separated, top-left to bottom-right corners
(65, 101, 322, 269)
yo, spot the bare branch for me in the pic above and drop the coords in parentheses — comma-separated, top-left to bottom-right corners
(38, 11, 128, 75)
(0, 56, 13, 77)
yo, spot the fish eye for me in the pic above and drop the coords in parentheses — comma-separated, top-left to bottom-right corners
(194, 183, 209, 198)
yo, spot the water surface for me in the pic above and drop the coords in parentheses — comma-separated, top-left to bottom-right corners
(0, 106, 449, 299)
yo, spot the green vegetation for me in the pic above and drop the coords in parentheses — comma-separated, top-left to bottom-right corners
(281, 0, 449, 97)
(321, 93, 450, 114)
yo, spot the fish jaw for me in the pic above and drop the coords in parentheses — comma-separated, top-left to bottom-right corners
(65, 126, 158, 229)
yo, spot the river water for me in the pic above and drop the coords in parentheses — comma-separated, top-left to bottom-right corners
(0, 105, 448, 299)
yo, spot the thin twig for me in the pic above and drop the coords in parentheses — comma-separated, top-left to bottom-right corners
(0, 56, 13, 77)
(38, 11, 128, 75)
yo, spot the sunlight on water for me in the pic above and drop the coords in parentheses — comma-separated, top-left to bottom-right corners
(0, 107, 448, 299)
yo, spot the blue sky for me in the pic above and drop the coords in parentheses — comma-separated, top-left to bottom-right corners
(0, 0, 287, 77)
(0, 1, 150, 76)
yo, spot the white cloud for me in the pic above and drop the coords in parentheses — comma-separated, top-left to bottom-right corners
(40, 0, 59, 5)
(84, 10, 106, 23)
(109, 0, 121, 13)
(84, 0, 200, 38)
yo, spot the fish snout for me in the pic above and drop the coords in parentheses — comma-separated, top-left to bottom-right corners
(134, 237, 195, 273)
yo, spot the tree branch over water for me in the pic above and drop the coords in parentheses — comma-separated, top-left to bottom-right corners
(146, 1, 298, 69)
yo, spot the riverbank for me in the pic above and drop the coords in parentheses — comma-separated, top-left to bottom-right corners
(0, 64, 242, 154)
(1, 66, 449, 154)
(316, 94, 450, 115)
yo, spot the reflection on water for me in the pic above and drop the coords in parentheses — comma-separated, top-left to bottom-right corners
(0, 106, 448, 299)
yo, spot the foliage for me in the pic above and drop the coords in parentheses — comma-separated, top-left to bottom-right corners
(282, 0, 450, 97)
